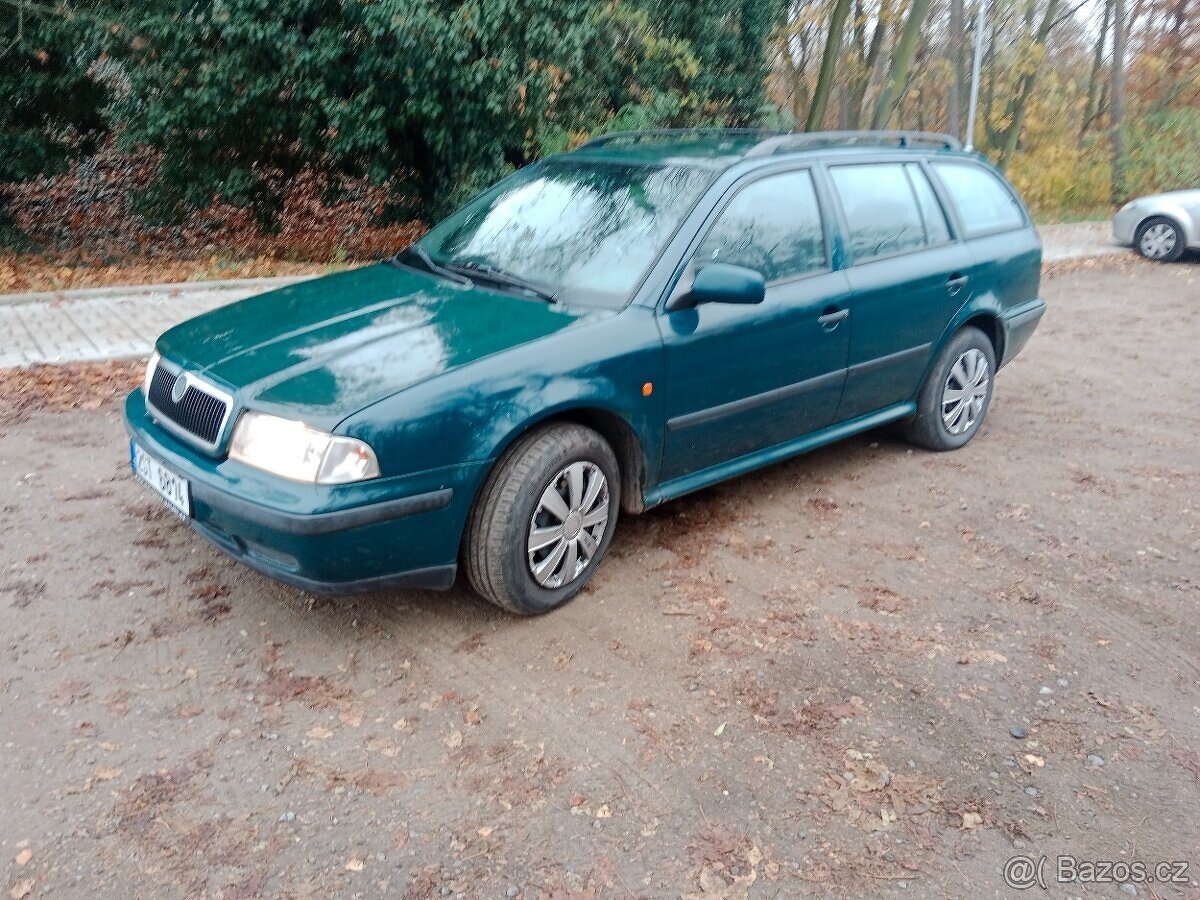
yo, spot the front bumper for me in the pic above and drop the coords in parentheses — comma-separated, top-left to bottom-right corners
(1112, 206, 1140, 245)
(124, 391, 487, 593)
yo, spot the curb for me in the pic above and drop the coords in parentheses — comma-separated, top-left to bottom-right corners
(0, 274, 318, 307)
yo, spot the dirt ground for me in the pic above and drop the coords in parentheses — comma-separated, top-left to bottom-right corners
(1, 262, 1198, 899)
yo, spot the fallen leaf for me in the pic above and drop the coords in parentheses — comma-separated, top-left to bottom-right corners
(849, 760, 891, 793)
(714, 722, 727, 737)
(959, 649, 1007, 665)
(10, 879, 34, 900)
(14, 849, 32, 866)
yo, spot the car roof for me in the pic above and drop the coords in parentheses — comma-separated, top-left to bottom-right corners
(560, 128, 971, 172)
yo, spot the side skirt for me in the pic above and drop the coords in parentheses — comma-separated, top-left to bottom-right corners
(643, 402, 916, 508)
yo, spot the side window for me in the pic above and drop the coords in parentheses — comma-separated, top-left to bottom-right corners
(932, 162, 1026, 236)
(829, 162, 944, 262)
(906, 163, 951, 245)
(694, 170, 827, 283)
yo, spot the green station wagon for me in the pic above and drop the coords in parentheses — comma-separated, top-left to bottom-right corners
(126, 129, 1046, 614)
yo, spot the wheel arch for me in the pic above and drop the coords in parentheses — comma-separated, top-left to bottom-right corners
(928, 305, 1005, 379)
(478, 405, 651, 517)
(960, 312, 1004, 365)
(1135, 211, 1193, 250)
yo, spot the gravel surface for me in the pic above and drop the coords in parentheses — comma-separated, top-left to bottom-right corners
(1, 262, 1198, 898)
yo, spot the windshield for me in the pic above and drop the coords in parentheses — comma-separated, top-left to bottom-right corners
(416, 160, 714, 308)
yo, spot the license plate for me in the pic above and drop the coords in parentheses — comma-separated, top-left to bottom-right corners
(130, 440, 191, 517)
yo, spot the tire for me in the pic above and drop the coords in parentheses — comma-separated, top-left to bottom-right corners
(463, 423, 620, 615)
(1134, 215, 1186, 262)
(903, 326, 996, 452)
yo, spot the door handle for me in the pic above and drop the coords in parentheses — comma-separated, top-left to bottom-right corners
(817, 308, 849, 329)
(947, 273, 969, 296)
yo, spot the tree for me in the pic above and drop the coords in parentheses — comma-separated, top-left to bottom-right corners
(805, 0, 853, 129)
(1080, 0, 1112, 141)
(994, 0, 1064, 168)
(870, 0, 933, 127)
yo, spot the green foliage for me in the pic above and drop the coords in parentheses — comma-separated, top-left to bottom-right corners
(0, 4, 108, 236)
(1005, 97, 1200, 216)
(104, 0, 787, 223)
(1125, 109, 1200, 197)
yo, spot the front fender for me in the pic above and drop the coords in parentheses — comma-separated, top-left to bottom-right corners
(336, 307, 665, 487)
(477, 380, 658, 472)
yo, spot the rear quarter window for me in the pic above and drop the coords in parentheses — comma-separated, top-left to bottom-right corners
(932, 162, 1027, 237)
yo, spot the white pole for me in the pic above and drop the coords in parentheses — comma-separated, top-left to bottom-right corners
(964, 0, 986, 150)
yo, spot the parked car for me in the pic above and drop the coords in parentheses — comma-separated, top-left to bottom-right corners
(125, 128, 1045, 615)
(1113, 189, 1200, 262)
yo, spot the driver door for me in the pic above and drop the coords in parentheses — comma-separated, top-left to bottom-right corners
(657, 168, 852, 483)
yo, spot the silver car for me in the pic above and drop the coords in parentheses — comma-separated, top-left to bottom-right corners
(1113, 189, 1200, 262)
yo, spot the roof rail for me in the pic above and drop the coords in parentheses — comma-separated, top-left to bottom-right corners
(578, 128, 785, 150)
(745, 130, 962, 158)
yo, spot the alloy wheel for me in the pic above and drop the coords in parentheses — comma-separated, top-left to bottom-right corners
(1139, 223, 1177, 259)
(942, 348, 990, 436)
(526, 461, 610, 589)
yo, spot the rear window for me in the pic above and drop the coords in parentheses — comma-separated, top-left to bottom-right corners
(829, 163, 950, 262)
(932, 162, 1026, 236)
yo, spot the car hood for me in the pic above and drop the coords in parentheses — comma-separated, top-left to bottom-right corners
(156, 263, 607, 429)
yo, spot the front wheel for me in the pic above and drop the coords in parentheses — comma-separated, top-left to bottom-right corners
(463, 424, 619, 615)
(1134, 216, 1185, 262)
(904, 327, 996, 451)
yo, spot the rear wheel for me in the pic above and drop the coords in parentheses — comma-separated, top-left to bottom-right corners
(904, 326, 996, 451)
(1135, 216, 1185, 262)
(463, 424, 619, 615)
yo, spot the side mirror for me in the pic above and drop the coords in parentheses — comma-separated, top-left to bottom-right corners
(668, 263, 766, 311)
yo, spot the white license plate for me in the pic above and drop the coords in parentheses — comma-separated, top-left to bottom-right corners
(130, 440, 191, 517)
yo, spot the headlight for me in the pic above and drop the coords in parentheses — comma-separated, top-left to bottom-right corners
(143, 351, 161, 398)
(229, 411, 380, 484)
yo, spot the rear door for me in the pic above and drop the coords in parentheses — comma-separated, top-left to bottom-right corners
(657, 167, 851, 482)
(929, 160, 1041, 320)
(826, 160, 974, 421)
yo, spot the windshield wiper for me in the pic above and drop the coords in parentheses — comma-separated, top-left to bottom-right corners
(443, 261, 557, 304)
(388, 246, 473, 288)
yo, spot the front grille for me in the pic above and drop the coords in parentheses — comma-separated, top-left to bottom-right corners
(147, 364, 232, 448)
